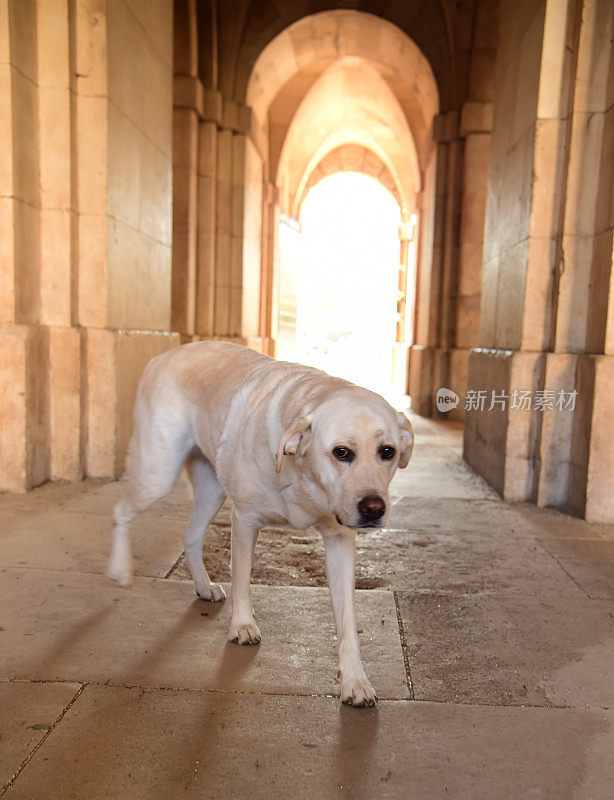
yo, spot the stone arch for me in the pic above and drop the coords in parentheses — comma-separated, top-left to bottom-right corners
(298, 145, 401, 212)
(245, 10, 440, 358)
(247, 10, 439, 177)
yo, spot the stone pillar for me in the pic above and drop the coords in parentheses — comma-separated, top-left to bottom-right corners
(195, 119, 217, 336)
(1, 0, 46, 490)
(408, 111, 462, 417)
(409, 106, 489, 421)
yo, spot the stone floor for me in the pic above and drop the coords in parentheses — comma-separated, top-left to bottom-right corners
(1, 414, 613, 799)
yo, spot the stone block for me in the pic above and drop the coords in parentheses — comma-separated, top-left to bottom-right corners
(195, 228, 215, 336)
(463, 347, 512, 496)
(0, 325, 29, 491)
(0, 64, 12, 198)
(567, 355, 596, 517)
(145, 0, 173, 68)
(536, 353, 578, 508)
(49, 326, 81, 481)
(494, 237, 528, 350)
(73, 0, 107, 98)
(38, 87, 71, 210)
(460, 102, 493, 135)
(432, 110, 459, 143)
(468, 49, 497, 101)
(585, 355, 614, 522)
(107, 220, 172, 332)
(564, 111, 604, 237)
(521, 235, 556, 351)
(77, 213, 107, 328)
(198, 121, 217, 179)
(529, 118, 565, 240)
(585, 229, 613, 352)
(39, 208, 71, 327)
(536, 0, 573, 120)
(107, 102, 141, 230)
(13, 198, 40, 325)
(7, 0, 37, 83)
(573, 0, 613, 114)
(139, 137, 172, 244)
(75, 94, 107, 216)
(408, 345, 434, 417)
(115, 330, 180, 474)
(173, 108, 198, 169)
(36, 0, 70, 88)
(0, 197, 15, 323)
(10, 66, 39, 207)
(214, 283, 230, 336)
(107, 0, 146, 131)
(143, 46, 172, 159)
(0, 324, 49, 491)
(554, 233, 594, 352)
(0, 0, 9, 61)
(511, 9, 543, 144)
(85, 328, 117, 478)
(503, 350, 544, 501)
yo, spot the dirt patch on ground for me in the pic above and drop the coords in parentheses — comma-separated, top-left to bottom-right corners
(168, 500, 393, 589)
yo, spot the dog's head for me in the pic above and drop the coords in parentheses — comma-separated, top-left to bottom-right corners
(276, 390, 413, 529)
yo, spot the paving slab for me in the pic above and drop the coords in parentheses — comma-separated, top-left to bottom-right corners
(51, 474, 195, 519)
(0, 508, 185, 579)
(397, 592, 614, 707)
(4, 685, 614, 800)
(356, 524, 583, 597)
(0, 681, 82, 790)
(513, 503, 609, 540)
(388, 496, 548, 536)
(391, 446, 498, 501)
(0, 568, 407, 700)
(539, 538, 614, 599)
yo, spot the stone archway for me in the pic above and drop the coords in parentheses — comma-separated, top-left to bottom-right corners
(245, 10, 440, 366)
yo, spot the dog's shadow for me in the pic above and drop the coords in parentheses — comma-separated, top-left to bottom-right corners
(334, 702, 380, 795)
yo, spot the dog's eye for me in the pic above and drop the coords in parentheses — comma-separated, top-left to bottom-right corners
(333, 446, 355, 463)
(378, 445, 396, 461)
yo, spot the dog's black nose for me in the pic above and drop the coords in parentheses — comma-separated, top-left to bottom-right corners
(358, 495, 386, 522)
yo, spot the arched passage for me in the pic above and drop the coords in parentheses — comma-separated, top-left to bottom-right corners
(245, 10, 440, 387)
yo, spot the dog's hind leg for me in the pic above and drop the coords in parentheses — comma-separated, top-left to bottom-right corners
(109, 415, 192, 586)
(184, 453, 227, 602)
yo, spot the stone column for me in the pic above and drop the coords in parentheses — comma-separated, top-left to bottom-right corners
(1, 0, 47, 490)
(408, 110, 464, 418)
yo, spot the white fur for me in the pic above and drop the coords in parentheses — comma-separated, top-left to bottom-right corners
(109, 341, 413, 707)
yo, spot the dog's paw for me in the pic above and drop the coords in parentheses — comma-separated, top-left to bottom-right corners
(197, 583, 226, 602)
(340, 677, 378, 708)
(228, 620, 262, 645)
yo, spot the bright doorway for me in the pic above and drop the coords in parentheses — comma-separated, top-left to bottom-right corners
(276, 172, 414, 402)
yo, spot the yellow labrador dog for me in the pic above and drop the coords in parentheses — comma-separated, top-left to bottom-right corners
(109, 341, 413, 707)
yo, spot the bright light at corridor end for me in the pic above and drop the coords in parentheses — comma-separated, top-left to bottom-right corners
(278, 172, 411, 401)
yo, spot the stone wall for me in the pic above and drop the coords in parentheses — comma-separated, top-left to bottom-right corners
(0, 0, 179, 491)
(464, 0, 614, 521)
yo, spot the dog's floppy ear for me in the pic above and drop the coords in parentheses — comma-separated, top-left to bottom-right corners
(276, 416, 312, 473)
(397, 412, 414, 468)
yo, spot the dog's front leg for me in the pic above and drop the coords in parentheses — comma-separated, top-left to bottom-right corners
(228, 508, 262, 645)
(319, 525, 377, 707)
